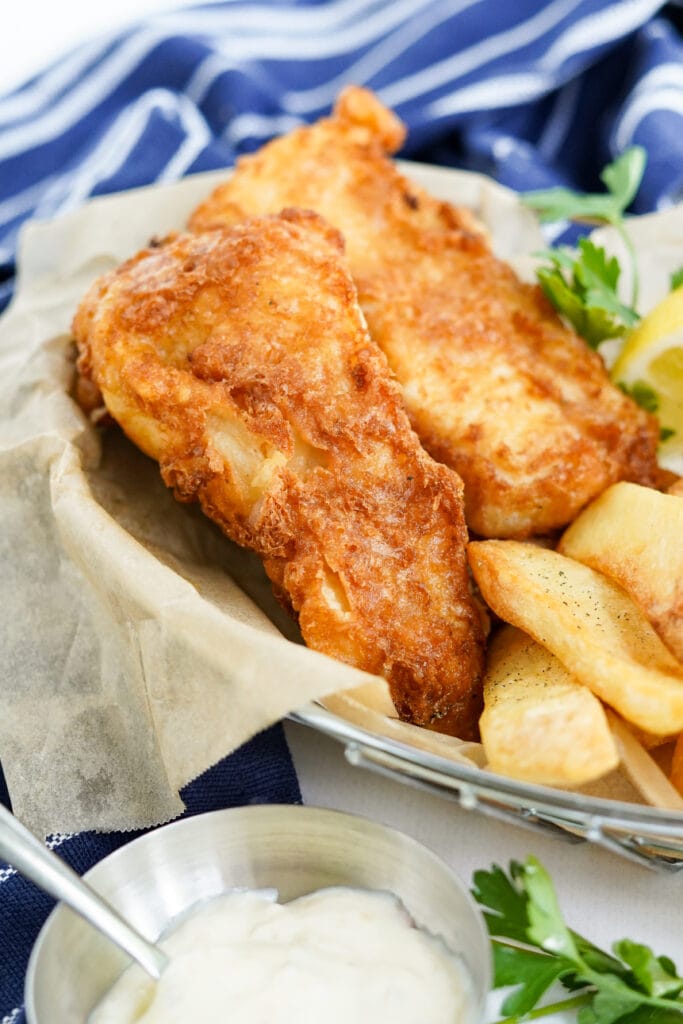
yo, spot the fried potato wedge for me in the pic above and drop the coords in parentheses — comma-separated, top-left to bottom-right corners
(559, 482, 683, 662)
(671, 734, 683, 797)
(607, 713, 683, 811)
(480, 625, 618, 786)
(468, 540, 683, 735)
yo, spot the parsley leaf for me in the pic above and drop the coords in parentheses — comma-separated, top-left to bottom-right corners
(600, 147, 648, 212)
(617, 383, 676, 440)
(472, 857, 683, 1024)
(523, 147, 646, 227)
(670, 267, 683, 291)
(494, 944, 572, 1017)
(472, 862, 530, 944)
(536, 240, 639, 348)
(618, 380, 660, 414)
(615, 941, 683, 1000)
(583, 985, 645, 1024)
(522, 148, 646, 342)
(518, 857, 578, 961)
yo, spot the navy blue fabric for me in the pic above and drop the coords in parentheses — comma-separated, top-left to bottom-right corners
(2, 2, 683, 1018)
(2, 1, 683, 314)
(0, 725, 301, 1022)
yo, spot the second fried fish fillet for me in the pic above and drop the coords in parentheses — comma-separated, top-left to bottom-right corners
(73, 210, 485, 738)
(190, 87, 661, 539)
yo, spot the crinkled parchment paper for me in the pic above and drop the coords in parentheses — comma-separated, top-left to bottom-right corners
(1, 164, 681, 836)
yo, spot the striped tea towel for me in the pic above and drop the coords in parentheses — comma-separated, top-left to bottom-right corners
(2, 0, 683, 315)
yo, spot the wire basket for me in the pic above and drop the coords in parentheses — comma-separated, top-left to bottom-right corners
(291, 704, 683, 872)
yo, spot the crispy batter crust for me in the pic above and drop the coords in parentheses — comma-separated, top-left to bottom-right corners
(190, 86, 661, 539)
(73, 211, 485, 737)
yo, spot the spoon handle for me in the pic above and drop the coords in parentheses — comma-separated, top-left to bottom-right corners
(0, 803, 168, 980)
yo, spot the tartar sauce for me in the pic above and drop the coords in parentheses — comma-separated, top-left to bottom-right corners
(89, 887, 474, 1024)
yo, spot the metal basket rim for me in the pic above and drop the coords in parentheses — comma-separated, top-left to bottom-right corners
(290, 702, 683, 840)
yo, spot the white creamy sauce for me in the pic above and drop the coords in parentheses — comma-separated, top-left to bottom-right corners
(89, 886, 474, 1024)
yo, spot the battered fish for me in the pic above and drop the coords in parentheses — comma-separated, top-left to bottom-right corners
(73, 211, 485, 738)
(190, 87, 661, 539)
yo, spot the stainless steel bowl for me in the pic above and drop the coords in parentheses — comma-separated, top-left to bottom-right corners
(25, 804, 491, 1024)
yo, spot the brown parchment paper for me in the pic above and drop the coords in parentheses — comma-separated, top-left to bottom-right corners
(1, 164, 681, 836)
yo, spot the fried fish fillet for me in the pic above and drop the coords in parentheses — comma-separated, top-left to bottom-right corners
(73, 210, 485, 738)
(190, 87, 661, 539)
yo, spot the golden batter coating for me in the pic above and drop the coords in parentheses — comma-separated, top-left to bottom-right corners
(190, 87, 661, 539)
(73, 211, 485, 738)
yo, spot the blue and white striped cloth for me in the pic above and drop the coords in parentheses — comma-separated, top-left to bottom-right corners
(2, 0, 683, 315)
(2, 1, 683, 1019)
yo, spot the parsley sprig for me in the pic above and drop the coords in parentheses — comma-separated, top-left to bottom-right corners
(671, 267, 683, 292)
(532, 239, 639, 349)
(472, 856, 683, 1024)
(522, 147, 646, 348)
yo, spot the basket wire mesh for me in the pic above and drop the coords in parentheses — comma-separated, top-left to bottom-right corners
(291, 704, 683, 872)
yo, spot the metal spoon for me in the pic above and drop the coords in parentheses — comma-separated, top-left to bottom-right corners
(0, 802, 168, 980)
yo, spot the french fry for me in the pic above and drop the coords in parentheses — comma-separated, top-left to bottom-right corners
(671, 734, 683, 797)
(480, 625, 618, 786)
(607, 713, 683, 811)
(467, 540, 683, 736)
(559, 482, 683, 662)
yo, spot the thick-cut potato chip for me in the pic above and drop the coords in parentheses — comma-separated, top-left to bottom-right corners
(671, 734, 683, 797)
(559, 482, 683, 662)
(480, 625, 618, 786)
(607, 713, 683, 811)
(467, 540, 683, 735)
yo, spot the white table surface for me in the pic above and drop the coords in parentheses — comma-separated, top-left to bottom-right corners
(286, 721, 683, 962)
(6, 0, 682, 983)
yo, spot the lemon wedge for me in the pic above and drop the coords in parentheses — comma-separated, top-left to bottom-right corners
(611, 285, 683, 475)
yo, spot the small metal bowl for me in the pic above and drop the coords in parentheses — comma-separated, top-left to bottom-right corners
(26, 804, 491, 1023)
